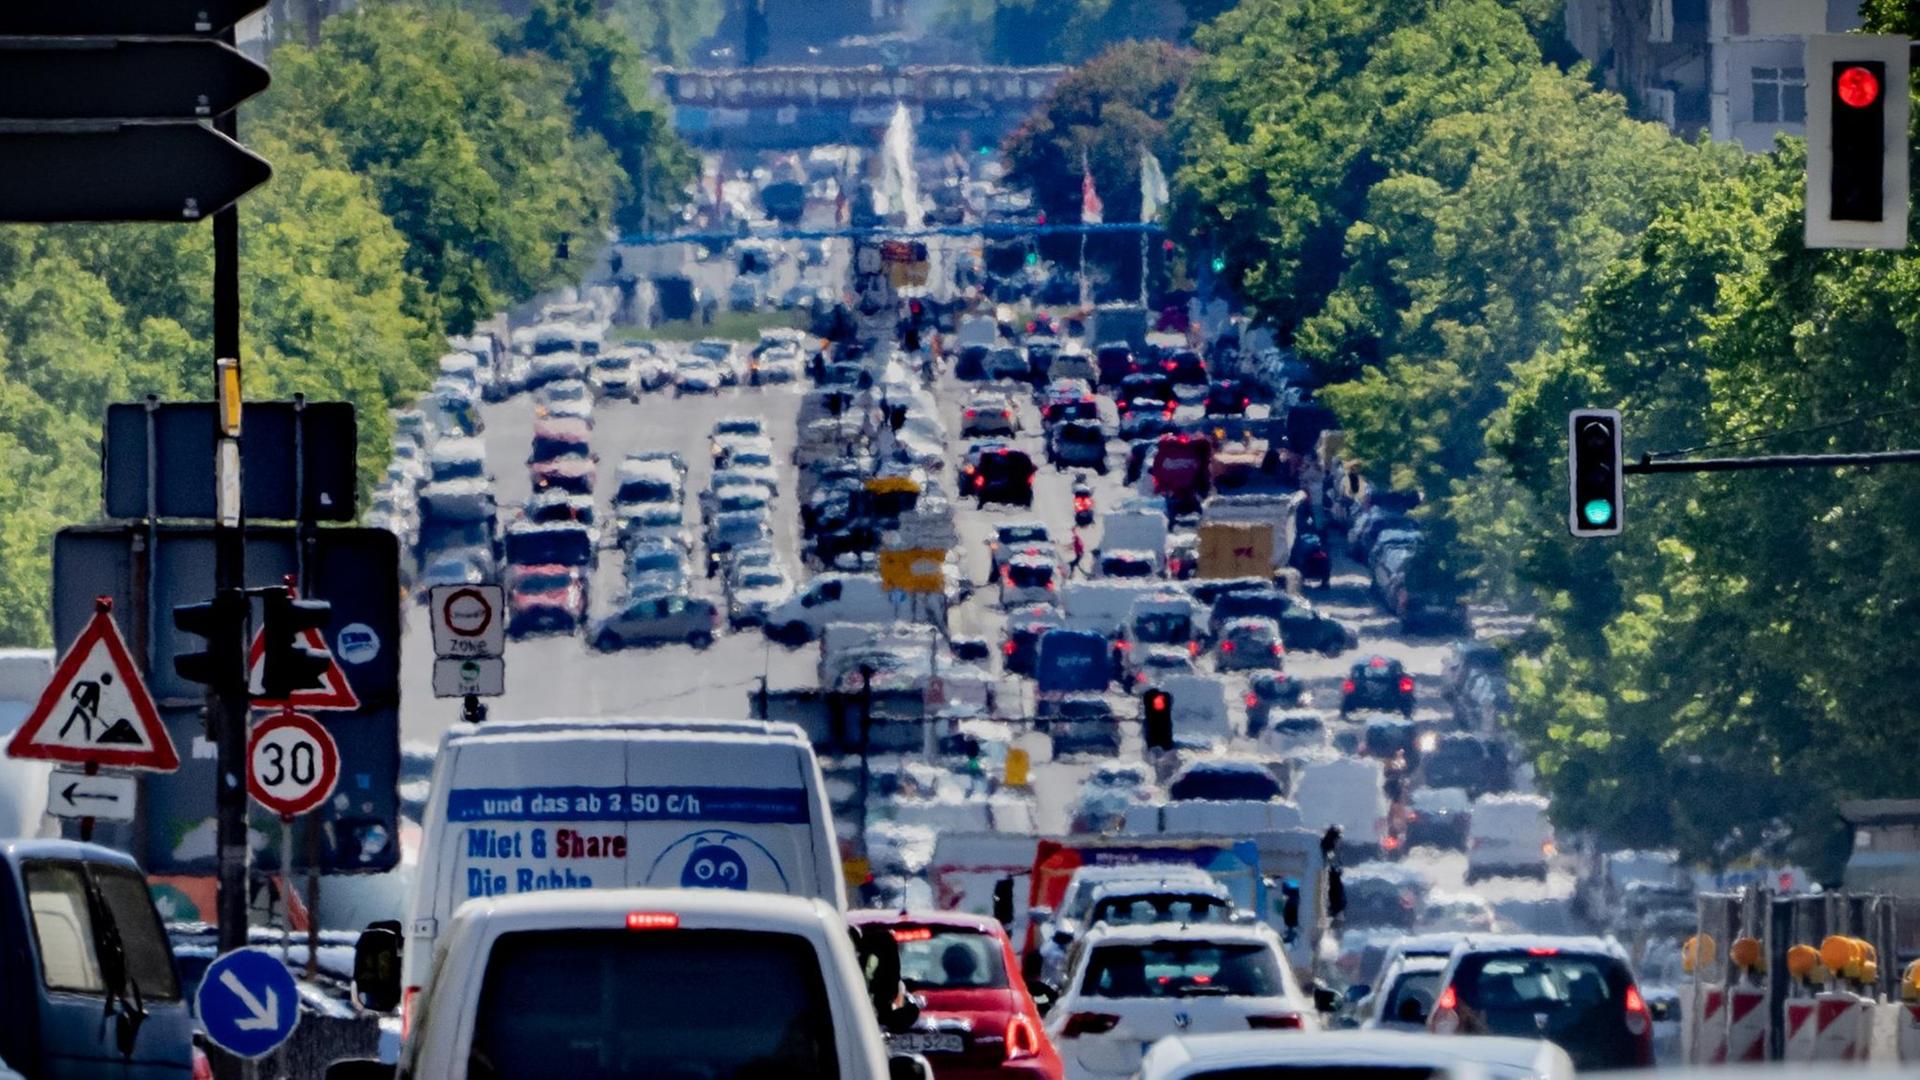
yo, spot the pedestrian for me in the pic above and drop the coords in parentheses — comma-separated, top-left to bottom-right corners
(1070, 528, 1086, 577)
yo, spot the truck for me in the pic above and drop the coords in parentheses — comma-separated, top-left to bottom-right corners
(1061, 580, 1170, 638)
(1097, 507, 1169, 572)
(1202, 492, 1304, 575)
(1196, 521, 1275, 580)
(759, 180, 807, 225)
(1034, 628, 1112, 696)
(1088, 303, 1150, 354)
(652, 275, 700, 323)
(1145, 433, 1212, 518)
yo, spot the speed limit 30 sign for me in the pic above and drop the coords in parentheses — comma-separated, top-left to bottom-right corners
(247, 712, 340, 818)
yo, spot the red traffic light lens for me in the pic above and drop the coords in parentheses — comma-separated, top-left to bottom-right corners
(1838, 65, 1881, 109)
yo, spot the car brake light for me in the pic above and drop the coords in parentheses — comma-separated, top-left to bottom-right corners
(1436, 985, 1457, 1011)
(891, 927, 933, 942)
(1246, 692, 1259, 707)
(1527, 947, 1559, 956)
(1370, 656, 1387, 668)
(1188, 640, 1200, 656)
(402, 986, 422, 1038)
(1220, 641, 1234, 652)
(1115, 640, 1131, 650)
(626, 911, 680, 930)
(1162, 361, 1175, 371)
(1247, 1013, 1303, 1030)
(1543, 840, 1558, 856)
(965, 409, 976, 418)
(192, 1046, 213, 1080)
(1062, 1011, 1120, 1037)
(1625, 985, 1651, 1037)
(1399, 676, 1415, 694)
(1271, 643, 1283, 655)
(1003, 409, 1013, 419)
(1431, 985, 1461, 1034)
(1003, 640, 1016, 655)
(1342, 679, 1356, 694)
(1006, 1014, 1042, 1060)
(1382, 834, 1401, 851)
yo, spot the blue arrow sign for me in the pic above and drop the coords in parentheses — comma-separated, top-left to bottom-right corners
(196, 947, 299, 1059)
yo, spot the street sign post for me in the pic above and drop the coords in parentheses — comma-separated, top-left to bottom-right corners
(0, 1, 269, 36)
(433, 657, 505, 699)
(429, 584, 507, 658)
(0, 38, 270, 120)
(878, 548, 948, 594)
(196, 947, 299, 1059)
(47, 770, 137, 822)
(246, 712, 339, 818)
(6, 600, 179, 771)
(0, 125, 272, 222)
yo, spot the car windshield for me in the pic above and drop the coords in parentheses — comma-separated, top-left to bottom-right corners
(517, 570, 572, 592)
(1104, 557, 1153, 577)
(635, 507, 682, 526)
(895, 928, 1009, 991)
(1082, 941, 1282, 998)
(1000, 526, 1048, 545)
(617, 478, 675, 503)
(716, 419, 760, 435)
(731, 451, 774, 468)
(468, 929, 839, 1080)
(630, 551, 680, 574)
(691, 342, 731, 361)
(740, 571, 784, 589)
(1169, 767, 1281, 802)
(1008, 562, 1053, 587)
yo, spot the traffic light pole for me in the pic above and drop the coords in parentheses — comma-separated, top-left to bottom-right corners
(211, 21, 252, 1029)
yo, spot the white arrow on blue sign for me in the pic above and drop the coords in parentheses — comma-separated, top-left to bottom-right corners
(195, 947, 299, 1059)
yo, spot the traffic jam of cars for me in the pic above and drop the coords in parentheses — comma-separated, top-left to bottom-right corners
(337, 280, 1701, 1080)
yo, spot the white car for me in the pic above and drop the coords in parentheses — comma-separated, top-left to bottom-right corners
(1046, 922, 1317, 1080)
(750, 342, 804, 385)
(961, 393, 1019, 437)
(538, 378, 593, 422)
(719, 442, 781, 494)
(675, 359, 724, 396)
(726, 564, 794, 629)
(1139, 1031, 1574, 1080)
(689, 338, 743, 384)
(710, 416, 767, 461)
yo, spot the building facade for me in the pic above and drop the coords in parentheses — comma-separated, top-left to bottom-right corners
(1563, 0, 1862, 151)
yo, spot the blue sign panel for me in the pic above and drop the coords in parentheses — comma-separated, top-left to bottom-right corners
(196, 947, 299, 1059)
(445, 785, 811, 824)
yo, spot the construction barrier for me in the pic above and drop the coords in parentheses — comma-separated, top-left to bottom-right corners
(1783, 998, 1819, 1062)
(1726, 985, 1769, 1062)
(1813, 990, 1870, 1061)
(1691, 983, 1728, 1063)
(1896, 1002, 1920, 1063)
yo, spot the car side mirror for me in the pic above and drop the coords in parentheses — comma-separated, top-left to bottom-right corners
(353, 923, 403, 1013)
(1648, 998, 1674, 1023)
(1028, 979, 1060, 1017)
(1346, 983, 1371, 1003)
(888, 1053, 934, 1080)
(1312, 985, 1341, 1013)
(992, 877, 1016, 928)
(325, 1062, 395, 1080)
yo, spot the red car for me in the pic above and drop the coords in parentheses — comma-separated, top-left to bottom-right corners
(848, 910, 1064, 1080)
(504, 562, 587, 638)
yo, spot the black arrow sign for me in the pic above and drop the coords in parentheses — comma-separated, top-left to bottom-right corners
(60, 781, 121, 806)
(0, 0, 270, 37)
(0, 38, 270, 120)
(0, 123, 271, 222)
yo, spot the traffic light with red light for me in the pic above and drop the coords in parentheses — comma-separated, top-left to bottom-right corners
(1143, 688, 1173, 751)
(1806, 35, 1909, 249)
(1566, 408, 1623, 538)
(259, 588, 332, 699)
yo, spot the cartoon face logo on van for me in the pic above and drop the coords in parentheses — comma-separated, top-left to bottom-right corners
(646, 829, 790, 893)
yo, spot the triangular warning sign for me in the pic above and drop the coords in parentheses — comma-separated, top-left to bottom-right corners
(8, 605, 178, 771)
(246, 626, 359, 711)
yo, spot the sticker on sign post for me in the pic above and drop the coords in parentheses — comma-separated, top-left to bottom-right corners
(246, 711, 339, 818)
(430, 584, 505, 658)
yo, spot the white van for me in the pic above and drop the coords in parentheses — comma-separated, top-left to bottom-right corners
(334, 889, 899, 1080)
(769, 573, 906, 643)
(1099, 509, 1169, 572)
(1292, 755, 1390, 860)
(399, 716, 844, 997)
(1062, 580, 1167, 637)
(1466, 793, 1553, 883)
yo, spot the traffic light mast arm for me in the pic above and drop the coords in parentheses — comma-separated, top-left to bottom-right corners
(1623, 448, 1920, 473)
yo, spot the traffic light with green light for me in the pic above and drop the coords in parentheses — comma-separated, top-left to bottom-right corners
(1567, 408, 1623, 537)
(1210, 256, 1225, 274)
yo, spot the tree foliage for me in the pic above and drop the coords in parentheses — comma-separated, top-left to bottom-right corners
(941, 0, 1229, 65)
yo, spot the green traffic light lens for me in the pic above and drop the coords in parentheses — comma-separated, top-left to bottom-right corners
(1582, 499, 1614, 526)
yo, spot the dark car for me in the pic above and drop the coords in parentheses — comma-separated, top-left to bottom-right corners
(1342, 865, 1428, 930)
(1041, 693, 1121, 754)
(955, 343, 991, 380)
(1167, 760, 1284, 802)
(1291, 531, 1333, 587)
(1361, 715, 1423, 764)
(1096, 343, 1137, 387)
(1280, 605, 1358, 655)
(971, 447, 1037, 507)
(1405, 786, 1472, 850)
(1343, 655, 1415, 716)
(1429, 940, 1655, 1071)
(1048, 419, 1108, 472)
(1420, 732, 1512, 797)
(1116, 372, 1175, 413)
(1161, 349, 1208, 387)
(984, 346, 1031, 382)
(1206, 587, 1295, 643)
(1243, 671, 1308, 736)
(1003, 610, 1064, 677)
(1204, 379, 1251, 416)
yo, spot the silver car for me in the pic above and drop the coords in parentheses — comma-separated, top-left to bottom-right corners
(590, 589, 718, 651)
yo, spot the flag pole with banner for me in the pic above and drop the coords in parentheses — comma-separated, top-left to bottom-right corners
(1080, 151, 1103, 307)
(1139, 149, 1169, 307)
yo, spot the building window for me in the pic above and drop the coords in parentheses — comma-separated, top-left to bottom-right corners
(1752, 67, 1806, 124)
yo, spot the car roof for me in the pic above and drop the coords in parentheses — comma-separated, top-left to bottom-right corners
(1145, 1031, 1565, 1074)
(1444, 933, 1629, 961)
(1087, 878, 1232, 902)
(845, 909, 1007, 936)
(1079, 920, 1278, 947)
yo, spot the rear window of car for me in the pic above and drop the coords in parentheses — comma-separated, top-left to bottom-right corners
(1091, 895, 1231, 927)
(895, 928, 1009, 990)
(1169, 768, 1281, 802)
(1001, 526, 1048, 544)
(1082, 941, 1283, 998)
(1008, 562, 1054, 587)
(470, 929, 839, 1079)
(617, 479, 675, 504)
(1455, 951, 1624, 1016)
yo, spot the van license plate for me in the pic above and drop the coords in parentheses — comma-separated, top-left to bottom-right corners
(888, 1032, 964, 1055)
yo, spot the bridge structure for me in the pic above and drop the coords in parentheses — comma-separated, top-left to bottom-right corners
(650, 64, 1069, 150)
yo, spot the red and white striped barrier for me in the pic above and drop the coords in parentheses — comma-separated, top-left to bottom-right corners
(1726, 985, 1769, 1062)
(1784, 998, 1819, 1061)
(1812, 991, 1869, 1061)
(1692, 984, 1728, 1063)
(1896, 1001, 1920, 1063)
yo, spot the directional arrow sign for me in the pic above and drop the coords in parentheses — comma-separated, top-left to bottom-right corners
(0, 0, 270, 36)
(197, 947, 298, 1058)
(0, 124, 271, 223)
(0, 39, 270, 120)
(46, 770, 137, 822)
